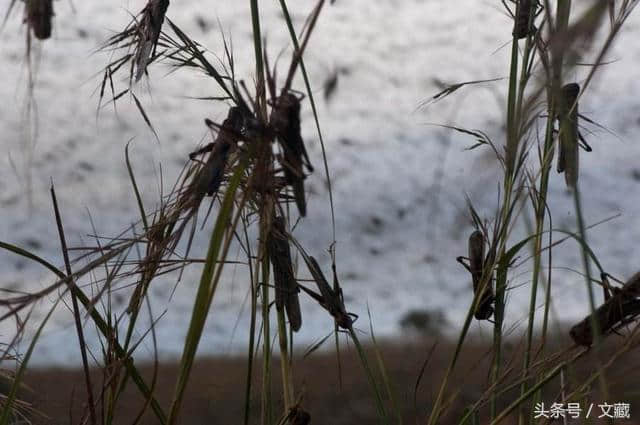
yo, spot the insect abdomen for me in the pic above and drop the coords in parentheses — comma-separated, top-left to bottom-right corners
(513, 0, 535, 39)
(27, 0, 54, 40)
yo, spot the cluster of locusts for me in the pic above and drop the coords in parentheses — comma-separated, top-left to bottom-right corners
(112, 0, 354, 334)
(420, 3, 640, 422)
(96, 0, 353, 324)
(459, 223, 640, 346)
(95, 0, 364, 422)
(451, 0, 640, 353)
(165, 89, 353, 334)
(0, 1, 371, 423)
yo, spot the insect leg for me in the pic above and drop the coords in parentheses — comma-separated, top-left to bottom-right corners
(578, 131, 592, 152)
(601, 273, 615, 301)
(189, 143, 215, 160)
(456, 256, 472, 273)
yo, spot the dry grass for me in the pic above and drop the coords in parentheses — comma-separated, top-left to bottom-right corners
(15, 336, 640, 425)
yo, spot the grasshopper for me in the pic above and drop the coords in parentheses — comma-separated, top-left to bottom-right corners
(511, 0, 541, 40)
(270, 92, 314, 217)
(127, 106, 246, 313)
(25, 0, 54, 40)
(556, 83, 593, 188)
(457, 230, 496, 321)
(133, 0, 170, 81)
(299, 255, 355, 330)
(189, 106, 245, 199)
(266, 214, 302, 332)
(570, 272, 640, 347)
(126, 108, 244, 313)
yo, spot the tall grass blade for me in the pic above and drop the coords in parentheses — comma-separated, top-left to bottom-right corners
(167, 159, 247, 424)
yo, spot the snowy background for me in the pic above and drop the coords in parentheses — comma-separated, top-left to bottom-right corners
(2, 0, 640, 365)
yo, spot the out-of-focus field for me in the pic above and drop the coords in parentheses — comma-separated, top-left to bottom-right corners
(4, 1, 640, 363)
(17, 336, 640, 424)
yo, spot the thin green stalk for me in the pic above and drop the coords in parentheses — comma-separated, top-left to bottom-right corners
(490, 160, 526, 420)
(490, 353, 580, 425)
(50, 185, 97, 425)
(368, 309, 402, 425)
(426, 289, 482, 425)
(491, 8, 527, 415)
(513, 2, 538, 131)
(527, 386, 543, 425)
(490, 255, 507, 420)
(572, 186, 609, 400)
(519, 54, 561, 425)
(243, 217, 258, 425)
(425, 230, 537, 425)
(249, 0, 266, 117)
(125, 141, 149, 232)
(348, 328, 388, 424)
(505, 28, 521, 179)
(114, 142, 152, 407)
(277, 0, 336, 244)
(167, 161, 248, 424)
(516, 2, 575, 421)
(261, 250, 272, 425)
(277, 309, 293, 412)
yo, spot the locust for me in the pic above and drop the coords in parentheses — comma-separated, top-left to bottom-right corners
(126, 107, 245, 313)
(570, 272, 640, 347)
(25, 0, 54, 40)
(457, 230, 496, 321)
(133, 0, 170, 81)
(556, 83, 592, 188)
(512, 0, 541, 40)
(270, 92, 314, 217)
(299, 255, 355, 330)
(189, 106, 245, 199)
(266, 214, 302, 332)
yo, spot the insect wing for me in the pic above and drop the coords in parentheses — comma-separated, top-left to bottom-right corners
(559, 83, 581, 188)
(308, 256, 335, 305)
(468, 230, 485, 292)
(193, 107, 244, 197)
(271, 93, 311, 216)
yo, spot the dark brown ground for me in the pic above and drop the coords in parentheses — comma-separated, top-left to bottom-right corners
(13, 335, 640, 424)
